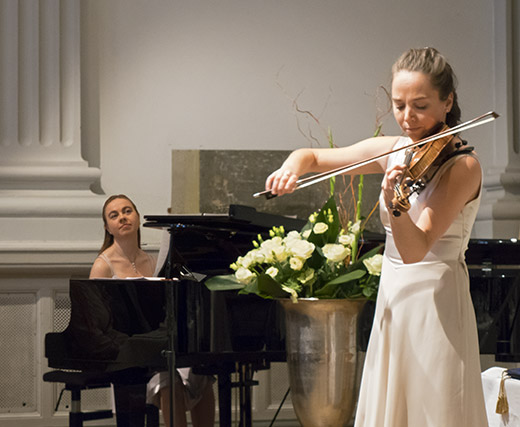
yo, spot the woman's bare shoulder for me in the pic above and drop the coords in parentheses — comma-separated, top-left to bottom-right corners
(89, 255, 112, 279)
(432, 152, 481, 208)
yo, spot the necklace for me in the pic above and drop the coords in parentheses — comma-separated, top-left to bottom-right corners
(114, 247, 141, 275)
(130, 260, 139, 274)
(121, 251, 139, 275)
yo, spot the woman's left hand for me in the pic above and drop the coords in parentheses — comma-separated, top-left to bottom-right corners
(381, 164, 408, 210)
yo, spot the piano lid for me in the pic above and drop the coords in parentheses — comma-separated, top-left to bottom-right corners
(144, 204, 306, 233)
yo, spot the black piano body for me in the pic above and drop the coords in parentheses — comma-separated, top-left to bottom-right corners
(46, 205, 308, 427)
(466, 238, 520, 361)
(52, 277, 287, 368)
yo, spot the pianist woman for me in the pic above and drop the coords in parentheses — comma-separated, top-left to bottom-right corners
(90, 194, 215, 427)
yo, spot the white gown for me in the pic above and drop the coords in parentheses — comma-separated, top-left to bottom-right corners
(354, 137, 488, 427)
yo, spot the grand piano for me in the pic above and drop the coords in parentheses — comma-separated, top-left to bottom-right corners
(44, 204, 520, 427)
(45, 205, 307, 427)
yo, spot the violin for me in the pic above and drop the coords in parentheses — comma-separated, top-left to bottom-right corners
(254, 112, 498, 208)
(388, 122, 459, 217)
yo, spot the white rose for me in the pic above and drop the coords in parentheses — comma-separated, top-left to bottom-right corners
(363, 254, 383, 276)
(235, 255, 249, 269)
(242, 251, 258, 268)
(260, 237, 285, 262)
(259, 248, 274, 263)
(260, 236, 283, 250)
(266, 266, 279, 279)
(285, 230, 301, 242)
(350, 220, 361, 235)
(235, 267, 255, 284)
(287, 239, 315, 260)
(338, 233, 355, 247)
(322, 243, 350, 262)
(273, 245, 289, 262)
(302, 229, 312, 239)
(260, 246, 289, 263)
(289, 257, 304, 271)
(313, 222, 329, 234)
(251, 249, 266, 264)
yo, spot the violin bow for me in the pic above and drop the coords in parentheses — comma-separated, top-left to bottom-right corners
(253, 111, 499, 199)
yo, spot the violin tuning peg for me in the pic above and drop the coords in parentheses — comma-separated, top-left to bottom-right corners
(455, 139, 468, 149)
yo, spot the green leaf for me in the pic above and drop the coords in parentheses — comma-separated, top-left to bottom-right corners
(257, 274, 291, 298)
(305, 196, 341, 245)
(205, 274, 245, 291)
(241, 278, 260, 295)
(324, 269, 366, 286)
(313, 285, 336, 298)
(362, 287, 375, 298)
(314, 270, 366, 297)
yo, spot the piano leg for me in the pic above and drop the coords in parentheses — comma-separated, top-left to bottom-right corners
(197, 360, 271, 427)
(215, 362, 260, 427)
(239, 363, 256, 427)
(217, 372, 233, 426)
(113, 382, 147, 427)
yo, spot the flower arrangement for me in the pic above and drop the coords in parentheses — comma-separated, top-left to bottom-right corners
(205, 196, 383, 302)
(205, 98, 386, 302)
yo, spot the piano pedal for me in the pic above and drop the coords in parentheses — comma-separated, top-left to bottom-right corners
(55, 386, 66, 412)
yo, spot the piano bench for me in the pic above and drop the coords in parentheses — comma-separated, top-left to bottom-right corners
(43, 370, 114, 427)
(43, 369, 160, 427)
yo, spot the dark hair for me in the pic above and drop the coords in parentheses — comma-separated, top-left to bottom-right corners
(99, 194, 141, 254)
(391, 47, 461, 127)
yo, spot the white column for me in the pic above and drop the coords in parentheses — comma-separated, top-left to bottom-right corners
(475, 0, 520, 239)
(0, 0, 104, 270)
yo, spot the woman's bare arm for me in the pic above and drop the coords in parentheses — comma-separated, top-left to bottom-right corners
(266, 136, 399, 196)
(382, 155, 481, 263)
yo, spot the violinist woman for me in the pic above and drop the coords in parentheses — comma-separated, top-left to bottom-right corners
(90, 194, 215, 427)
(266, 47, 488, 427)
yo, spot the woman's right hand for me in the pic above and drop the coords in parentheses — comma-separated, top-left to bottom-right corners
(265, 167, 299, 196)
(265, 148, 315, 196)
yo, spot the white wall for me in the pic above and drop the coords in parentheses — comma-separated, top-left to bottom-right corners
(81, 0, 497, 245)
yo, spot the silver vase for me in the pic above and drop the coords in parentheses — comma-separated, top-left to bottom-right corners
(279, 298, 365, 427)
